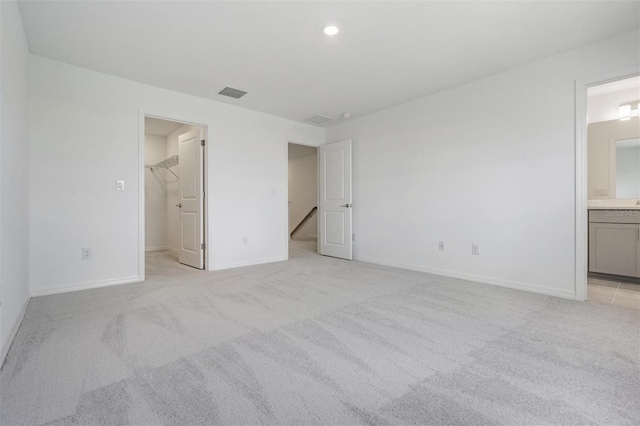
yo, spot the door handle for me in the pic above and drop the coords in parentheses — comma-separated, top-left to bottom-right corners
(340, 203, 352, 208)
(176, 203, 182, 208)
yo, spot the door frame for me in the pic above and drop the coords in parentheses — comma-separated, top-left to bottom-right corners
(139, 110, 208, 280)
(574, 65, 639, 301)
(285, 140, 321, 260)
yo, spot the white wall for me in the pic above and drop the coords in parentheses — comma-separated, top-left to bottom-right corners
(325, 30, 640, 300)
(29, 55, 324, 295)
(165, 124, 202, 252)
(587, 118, 640, 199)
(288, 153, 317, 240)
(1, 0, 30, 360)
(144, 134, 168, 250)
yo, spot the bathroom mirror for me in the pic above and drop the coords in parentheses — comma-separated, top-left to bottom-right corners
(616, 137, 640, 198)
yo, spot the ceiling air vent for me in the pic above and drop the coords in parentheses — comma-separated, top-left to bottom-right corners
(218, 86, 247, 99)
(306, 115, 333, 124)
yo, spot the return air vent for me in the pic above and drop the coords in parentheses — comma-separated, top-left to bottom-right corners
(306, 115, 333, 124)
(218, 87, 247, 99)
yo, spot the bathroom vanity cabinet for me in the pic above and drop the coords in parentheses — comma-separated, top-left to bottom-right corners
(589, 210, 640, 278)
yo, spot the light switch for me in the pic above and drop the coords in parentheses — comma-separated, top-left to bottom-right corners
(116, 180, 125, 191)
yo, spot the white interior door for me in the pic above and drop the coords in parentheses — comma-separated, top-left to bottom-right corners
(319, 139, 352, 260)
(178, 129, 204, 269)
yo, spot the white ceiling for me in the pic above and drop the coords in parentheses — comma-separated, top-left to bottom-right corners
(288, 143, 317, 160)
(18, 1, 640, 127)
(144, 117, 184, 137)
(588, 76, 640, 124)
(588, 75, 640, 97)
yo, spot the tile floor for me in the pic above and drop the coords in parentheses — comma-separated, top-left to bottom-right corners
(588, 276, 640, 309)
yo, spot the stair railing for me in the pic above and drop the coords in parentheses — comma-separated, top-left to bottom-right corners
(290, 206, 317, 239)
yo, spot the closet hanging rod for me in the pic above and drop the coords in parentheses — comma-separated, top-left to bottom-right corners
(151, 155, 179, 170)
(145, 155, 179, 179)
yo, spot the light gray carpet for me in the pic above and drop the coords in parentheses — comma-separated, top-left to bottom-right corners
(1, 241, 639, 425)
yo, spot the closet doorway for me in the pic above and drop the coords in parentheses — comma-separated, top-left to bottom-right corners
(144, 116, 207, 269)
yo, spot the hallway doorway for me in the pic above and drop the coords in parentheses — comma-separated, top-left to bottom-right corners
(288, 143, 318, 249)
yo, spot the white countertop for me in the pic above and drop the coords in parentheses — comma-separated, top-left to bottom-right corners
(588, 199, 640, 210)
(588, 205, 640, 210)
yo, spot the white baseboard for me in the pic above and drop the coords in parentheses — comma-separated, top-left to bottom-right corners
(353, 255, 576, 300)
(30, 275, 141, 297)
(209, 256, 286, 271)
(146, 246, 178, 254)
(1, 296, 30, 367)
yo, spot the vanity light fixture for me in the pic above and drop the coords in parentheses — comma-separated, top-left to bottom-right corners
(619, 104, 632, 121)
(618, 101, 640, 121)
(323, 25, 339, 36)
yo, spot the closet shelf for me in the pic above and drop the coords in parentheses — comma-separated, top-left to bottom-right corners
(148, 155, 179, 172)
(146, 155, 179, 189)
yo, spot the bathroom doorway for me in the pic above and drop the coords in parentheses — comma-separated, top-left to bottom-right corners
(583, 75, 640, 307)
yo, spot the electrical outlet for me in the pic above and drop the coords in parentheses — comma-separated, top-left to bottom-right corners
(82, 247, 92, 259)
(242, 236, 248, 245)
(352, 233, 357, 241)
(116, 180, 125, 191)
(439, 241, 445, 251)
(472, 244, 480, 255)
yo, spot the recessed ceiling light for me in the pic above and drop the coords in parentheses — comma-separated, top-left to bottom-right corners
(323, 25, 339, 36)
